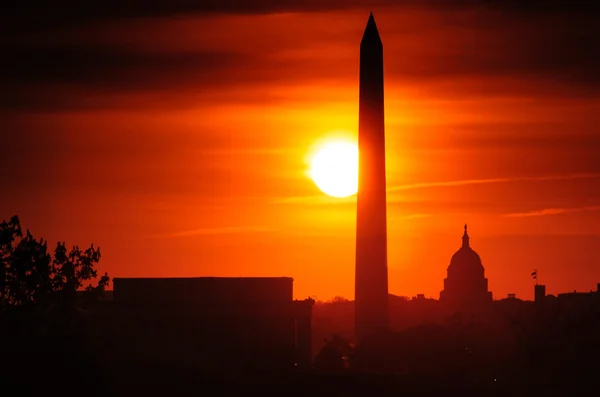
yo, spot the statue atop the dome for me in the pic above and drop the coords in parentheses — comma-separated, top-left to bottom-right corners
(462, 223, 470, 248)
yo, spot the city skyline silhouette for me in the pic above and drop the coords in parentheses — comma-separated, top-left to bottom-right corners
(3, 1, 600, 302)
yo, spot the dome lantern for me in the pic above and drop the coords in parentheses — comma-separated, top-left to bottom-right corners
(462, 223, 470, 248)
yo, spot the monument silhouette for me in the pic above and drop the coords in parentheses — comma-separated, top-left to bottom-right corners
(354, 13, 390, 342)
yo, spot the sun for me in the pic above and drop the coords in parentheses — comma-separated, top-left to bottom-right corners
(309, 141, 358, 198)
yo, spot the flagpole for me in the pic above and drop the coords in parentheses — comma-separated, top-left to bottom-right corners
(532, 269, 538, 286)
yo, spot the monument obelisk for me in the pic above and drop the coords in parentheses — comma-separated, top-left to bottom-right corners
(354, 12, 389, 342)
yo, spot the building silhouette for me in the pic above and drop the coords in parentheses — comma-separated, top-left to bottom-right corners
(534, 284, 546, 306)
(439, 225, 493, 313)
(89, 277, 314, 376)
(355, 12, 390, 343)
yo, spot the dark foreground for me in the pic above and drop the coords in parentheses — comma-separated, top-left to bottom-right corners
(1, 356, 596, 397)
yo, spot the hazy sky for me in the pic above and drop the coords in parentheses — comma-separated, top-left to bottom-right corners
(3, 0, 600, 300)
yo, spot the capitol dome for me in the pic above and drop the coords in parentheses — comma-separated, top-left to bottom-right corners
(439, 224, 493, 308)
(447, 225, 485, 275)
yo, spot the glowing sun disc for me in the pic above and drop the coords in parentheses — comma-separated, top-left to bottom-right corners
(310, 141, 358, 198)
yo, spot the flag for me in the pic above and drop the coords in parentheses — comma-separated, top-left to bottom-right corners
(531, 271, 537, 279)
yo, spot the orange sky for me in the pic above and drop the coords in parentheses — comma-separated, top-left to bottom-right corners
(3, 3, 600, 300)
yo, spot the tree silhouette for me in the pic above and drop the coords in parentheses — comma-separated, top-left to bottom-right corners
(329, 296, 350, 303)
(313, 334, 353, 372)
(0, 215, 109, 311)
(0, 215, 110, 384)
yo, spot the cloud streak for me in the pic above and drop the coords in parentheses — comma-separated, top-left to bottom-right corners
(387, 173, 600, 192)
(4, 0, 598, 29)
(273, 173, 600, 205)
(148, 225, 273, 238)
(271, 195, 355, 205)
(504, 205, 600, 218)
(399, 213, 433, 220)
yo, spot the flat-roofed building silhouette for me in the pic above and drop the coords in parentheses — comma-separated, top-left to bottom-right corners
(91, 277, 313, 376)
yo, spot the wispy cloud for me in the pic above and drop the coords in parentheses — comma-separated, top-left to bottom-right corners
(272, 173, 600, 205)
(504, 205, 600, 218)
(400, 213, 433, 220)
(387, 173, 600, 192)
(195, 147, 296, 155)
(148, 225, 273, 238)
(271, 195, 356, 205)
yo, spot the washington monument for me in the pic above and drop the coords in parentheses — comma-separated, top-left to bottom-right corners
(354, 13, 390, 342)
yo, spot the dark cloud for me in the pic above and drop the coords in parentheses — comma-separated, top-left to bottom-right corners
(453, 130, 600, 152)
(1, 43, 265, 111)
(2, 46, 247, 86)
(1, 0, 599, 112)
(0, 0, 403, 34)
(383, 10, 600, 92)
(395, 36, 599, 84)
(481, 0, 600, 15)
(3, 0, 599, 34)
